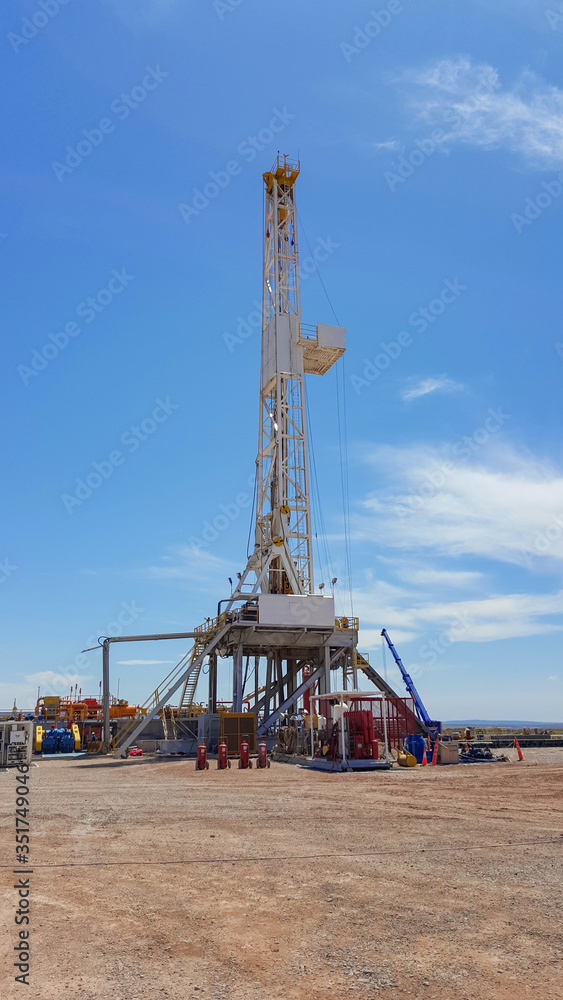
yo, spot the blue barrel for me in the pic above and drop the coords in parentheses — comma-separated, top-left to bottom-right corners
(406, 734, 426, 763)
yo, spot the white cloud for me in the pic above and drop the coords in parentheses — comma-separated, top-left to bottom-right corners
(358, 442, 563, 567)
(116, 659, 175, 665)
(396, 57, 563, 169)
(146, 547, 239, 591)
(374, 139, 402, 151)
(25, 670, 91, 689)
(401, 376, 463, 402)
(393, 565, 483, 588)
(344, 443, 563, 647)
(353, 577, 563, 645)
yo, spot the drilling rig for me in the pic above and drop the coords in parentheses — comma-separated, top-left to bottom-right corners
(113, 156, 363, 757)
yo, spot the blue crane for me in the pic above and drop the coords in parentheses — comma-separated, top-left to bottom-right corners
(381, 629, 441, 737)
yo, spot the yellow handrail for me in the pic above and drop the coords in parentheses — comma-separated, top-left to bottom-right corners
(334, 616, 359, 631)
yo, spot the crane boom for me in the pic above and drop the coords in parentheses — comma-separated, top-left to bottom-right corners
(381, 629, 441, 735)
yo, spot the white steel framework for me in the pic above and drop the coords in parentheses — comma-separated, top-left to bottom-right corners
(231, 155, 346, 602)
(258, 156, 312, 594)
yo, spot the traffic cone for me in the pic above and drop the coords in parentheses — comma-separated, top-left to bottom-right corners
(514, 737, 524, 761)
(431, 739, 439, 765)
(422, 746, 428, 766)
(465, 740, 470, 752)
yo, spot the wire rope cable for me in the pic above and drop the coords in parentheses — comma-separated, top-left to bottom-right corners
(298, 210, 354, 614)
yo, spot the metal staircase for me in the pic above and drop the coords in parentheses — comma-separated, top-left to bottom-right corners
(177, 657, 203, 713)
(113, 617, 232, 757)
(355, 650, 400, 699)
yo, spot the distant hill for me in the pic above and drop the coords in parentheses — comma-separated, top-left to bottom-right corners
(444, 719, 563, 728)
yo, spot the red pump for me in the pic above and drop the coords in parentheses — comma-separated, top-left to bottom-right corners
(238, 741, 252, 768)
(196, 744, 209, 770)
(217, 743, 231, 769)
(256, 742, 270, 768)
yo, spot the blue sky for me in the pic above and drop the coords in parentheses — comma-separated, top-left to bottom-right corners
(2, 0, 563, 720)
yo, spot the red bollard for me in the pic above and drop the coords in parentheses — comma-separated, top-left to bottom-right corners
(217, 743, 231, 769)
(431, 739, 439, 766)
(238, 741, 252, 769)
(196, 744, 209, 770)
(256, 742, 270, 768)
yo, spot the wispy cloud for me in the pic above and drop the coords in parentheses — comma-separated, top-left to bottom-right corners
(354, 575, 563, 646)
(145, 547, 238, 592)
(394, 57, 563, 169)
(116, 659, 175, 665)
(374, 139, 402, 152)
(401, 375, 463, 402)
(358, 442, 563, 567)
(392, 565, 483, 588)
(25, 670, 91, 687)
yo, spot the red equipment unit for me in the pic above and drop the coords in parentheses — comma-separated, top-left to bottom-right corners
(257, 742, 270, 768)
(302, 665, 311, 714)
(217, 743, 231, 769)
(346, 710, 377, 760)
(196, 744, 209, 770)
(238, 741, 252, 769)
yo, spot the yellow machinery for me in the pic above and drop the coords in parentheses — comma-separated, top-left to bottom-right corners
(397, 748, 417, 768)
(36, 696, 60, 722)
(34, 722, 80, 753)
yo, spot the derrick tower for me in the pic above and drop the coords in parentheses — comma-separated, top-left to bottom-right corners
(111, 156, 366, 759)
(234, 155, 345, 601)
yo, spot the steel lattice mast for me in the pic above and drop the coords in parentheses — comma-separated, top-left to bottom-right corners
(257, 156, 312, 595)
(233, 155, 345, 600)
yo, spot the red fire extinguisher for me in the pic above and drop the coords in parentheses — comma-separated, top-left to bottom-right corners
(196, 744, 209, 770)
(217, 743, 231, 769)
(257, 742, 270, 768)
(238, 741, 252, 768)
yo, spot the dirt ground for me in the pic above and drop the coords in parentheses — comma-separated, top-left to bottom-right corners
(2, 749, 562, 1000)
